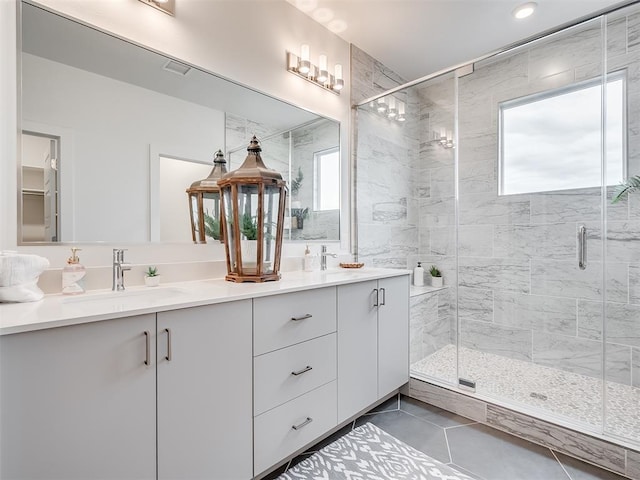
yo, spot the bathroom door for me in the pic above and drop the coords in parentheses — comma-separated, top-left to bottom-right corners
(456, 17, 608, 431)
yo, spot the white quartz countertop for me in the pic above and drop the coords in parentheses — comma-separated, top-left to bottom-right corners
(0, 268, 410, 335)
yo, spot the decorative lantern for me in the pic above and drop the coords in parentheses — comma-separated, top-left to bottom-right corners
(218, 136, 287, 282)
(186, 150, 227, 243)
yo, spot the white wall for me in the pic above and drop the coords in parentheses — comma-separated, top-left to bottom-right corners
(1, 0, 350, 272)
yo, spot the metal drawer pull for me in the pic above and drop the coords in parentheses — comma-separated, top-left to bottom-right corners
(291, 314, 313, 321)
(165, 328, 172, 361)
(373, 288, 379, 307)
(143, 331, 150, 366)
(291, 365, 313, 376)
(292, 417, 313, 430)
(380, 287, 386, 306)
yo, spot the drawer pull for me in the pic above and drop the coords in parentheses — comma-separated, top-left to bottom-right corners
(143, 331, 150, 366)
(291, 313, 313, 321)
(292, 417, 313, 430)
(291, 365, 313, 376)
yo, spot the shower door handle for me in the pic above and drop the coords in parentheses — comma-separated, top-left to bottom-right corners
(578, 225, 587, 270)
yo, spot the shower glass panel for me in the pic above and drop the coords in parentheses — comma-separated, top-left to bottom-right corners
(604, 3, 640, 444)
(457, 17, 606, 431)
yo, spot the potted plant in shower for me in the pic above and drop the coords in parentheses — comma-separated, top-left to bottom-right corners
(429, 265, 443, 288)
(612, 175, 640, 203)
(144, 266, 160, 287)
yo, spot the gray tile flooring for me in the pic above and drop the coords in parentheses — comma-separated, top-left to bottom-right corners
(263, 394, 628, 480)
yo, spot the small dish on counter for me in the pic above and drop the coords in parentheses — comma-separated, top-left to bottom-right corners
(339, 262, 365, 269)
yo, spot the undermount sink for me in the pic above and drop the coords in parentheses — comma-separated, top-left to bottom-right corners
(61, 286, 187, 305)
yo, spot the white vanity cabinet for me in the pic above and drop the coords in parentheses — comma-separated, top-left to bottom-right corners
(156, 301, 252, 480)
(337, 275, 410, 423)
(253, 287, 338, 476)
(0, 314, 157, 480)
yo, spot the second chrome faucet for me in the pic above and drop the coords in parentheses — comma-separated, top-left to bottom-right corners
(112, 248, 132, 291)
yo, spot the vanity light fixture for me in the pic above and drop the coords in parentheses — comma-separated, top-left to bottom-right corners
(432, 129, 455, 149)
(186, 150, 228, 244)
(512, 1, 537, 19)
(286, 45, 342, 94)
(218, 136, 287, 283)
(138, 0, 175, 16)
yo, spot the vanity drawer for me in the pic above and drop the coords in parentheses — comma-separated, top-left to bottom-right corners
(254, 381, 337, 475)
(253, 287, 336, 355)
(254, 333, 336, 416)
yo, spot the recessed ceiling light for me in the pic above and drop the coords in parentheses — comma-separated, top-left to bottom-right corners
(327, 19, 348, 33)
(512, 1, 537, 19)
(313, 7, 334, 23)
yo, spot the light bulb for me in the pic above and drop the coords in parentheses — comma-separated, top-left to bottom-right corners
(512, 2, 537, 19)
(387, 97, 397, 118)
(299, 44, 310, 75)
(333, 64, 344, 91)
(377, 98, 387, 113)
(317, 54, 328, 83)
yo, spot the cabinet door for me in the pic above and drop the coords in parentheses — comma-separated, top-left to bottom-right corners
(337, 280, 378, 423)
(0, 314, 157, 480)
(157, 301, 252, 480)
(378, 275, 410, 396)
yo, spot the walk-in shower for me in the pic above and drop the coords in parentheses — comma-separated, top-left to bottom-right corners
(355, 2, 640, 450)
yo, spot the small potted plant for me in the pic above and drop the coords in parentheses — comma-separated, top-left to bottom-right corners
(144, 266, 160, 287)
(429, 265, 443, 287)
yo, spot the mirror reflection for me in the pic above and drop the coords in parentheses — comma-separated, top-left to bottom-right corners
(19, 2, 340, 244)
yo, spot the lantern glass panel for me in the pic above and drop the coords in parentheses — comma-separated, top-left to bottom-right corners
(222, 185, 237, 272)
(202, 191, 221, 241)
(236, 184, 260, 273)
(262, 184, 281, 272)
(189, 193, 201, 240)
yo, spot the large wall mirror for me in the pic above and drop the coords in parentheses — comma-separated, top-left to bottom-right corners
(18, 1, 340, 244)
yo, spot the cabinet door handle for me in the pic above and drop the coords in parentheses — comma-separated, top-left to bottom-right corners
(165, 328, 172, 362)
(143, 331, 150, 366)
(291, 365, 313, 376)
(292, 417, 313, 430)
(291, 313, 313, 321)
(373, 288, 379, 307)
(380, 287, 386, 306)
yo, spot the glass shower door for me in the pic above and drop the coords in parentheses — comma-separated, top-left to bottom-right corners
(456, 17, 607, 431)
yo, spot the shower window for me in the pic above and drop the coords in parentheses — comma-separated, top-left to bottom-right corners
(499, 72, 626, 196)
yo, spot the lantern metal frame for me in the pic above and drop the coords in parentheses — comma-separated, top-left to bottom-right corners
(186, 150, 227, 244)
(218, 136, 287, 283)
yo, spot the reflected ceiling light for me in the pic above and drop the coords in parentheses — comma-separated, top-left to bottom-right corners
(377, 98, 387, 113)
(286, 45, 342, 94)
(397, 100, 406, 122)
(327, 19, 348, 33)
(138, 0, 174, 16)
(163, 59, 191, 76)
(295, 0, 318, 13)
(512, 2, 537, 19)
(312, 7, 334, 23)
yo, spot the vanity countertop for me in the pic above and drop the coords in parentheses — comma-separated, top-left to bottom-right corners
(0, 268, 410, 335)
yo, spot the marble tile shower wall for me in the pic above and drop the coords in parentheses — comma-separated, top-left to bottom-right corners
(417, 12, 640, 388)
(351, 45, 423, 268)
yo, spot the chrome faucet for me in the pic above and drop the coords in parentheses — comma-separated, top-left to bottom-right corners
(320, 245, 337, 271)
(112, 249, 132, 291)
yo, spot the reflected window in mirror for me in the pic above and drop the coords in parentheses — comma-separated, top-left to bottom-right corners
(313, 147, 340, 211)
(499, 71, 626, 196)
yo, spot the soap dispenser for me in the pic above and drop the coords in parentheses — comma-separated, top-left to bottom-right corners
(303, 244, 313, 272)
(62, 247, 86, 295)
(413, 262, 424, 287)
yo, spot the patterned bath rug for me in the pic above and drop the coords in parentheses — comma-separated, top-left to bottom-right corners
(276, 422, 474, 480)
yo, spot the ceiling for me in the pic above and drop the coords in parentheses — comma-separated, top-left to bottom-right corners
(287, 0, 632, 82)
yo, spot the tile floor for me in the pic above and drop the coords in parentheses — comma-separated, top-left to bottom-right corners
(264, 394, 627, 480)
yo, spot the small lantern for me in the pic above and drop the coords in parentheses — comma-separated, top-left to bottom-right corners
(218, 136, 287, 282)
(186, 150, 228, 243)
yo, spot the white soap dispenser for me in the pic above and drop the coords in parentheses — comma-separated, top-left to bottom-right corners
(413, 262, 424, 287)
(304, 244, 313, 272)
(62, 247, 86, 295)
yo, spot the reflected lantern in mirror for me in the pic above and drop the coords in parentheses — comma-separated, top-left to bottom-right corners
(219, 136, 287, 283)
(186, 150, 228, 244)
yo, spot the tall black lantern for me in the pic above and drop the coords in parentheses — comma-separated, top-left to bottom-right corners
(218, 136, 287, 282)
(186, 150, 227, 243)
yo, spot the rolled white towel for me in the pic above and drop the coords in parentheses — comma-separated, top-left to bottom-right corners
(0, 252, 50, 302)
